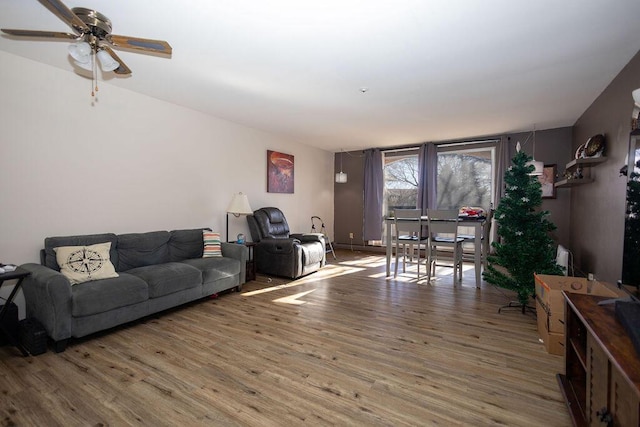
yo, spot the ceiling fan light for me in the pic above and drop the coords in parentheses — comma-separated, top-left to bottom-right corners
(68, 41, 91, 64)
(97, 49, 120, 72)
(74, 58, 93, 71)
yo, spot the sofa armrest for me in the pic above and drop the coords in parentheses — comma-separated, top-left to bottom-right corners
(291, 233, 325, 244)
(221, 242, 249, 283)
(18, 263, 73, 342)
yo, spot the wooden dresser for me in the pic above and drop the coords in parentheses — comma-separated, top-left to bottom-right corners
(558, 292, 640, 426)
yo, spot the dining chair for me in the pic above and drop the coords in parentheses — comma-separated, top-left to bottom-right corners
(461, 208, 494, 268)
(426, 209, 465, 284)
(393, 209, 428, 278)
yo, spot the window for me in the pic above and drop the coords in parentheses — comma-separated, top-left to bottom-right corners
(383, 142, 496, 216)
(436, 144, 494, 211)
(383, 149, 420, 217)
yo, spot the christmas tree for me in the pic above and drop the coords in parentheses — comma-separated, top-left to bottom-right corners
(484, 144, 563, 312)
(623, 158, 640, 288)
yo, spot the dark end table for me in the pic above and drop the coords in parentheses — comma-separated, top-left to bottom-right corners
(0, 267, 31, 356)
(232, 242, 256, 282)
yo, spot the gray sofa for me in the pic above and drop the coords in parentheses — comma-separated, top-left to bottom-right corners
(19, 228, 247, 352)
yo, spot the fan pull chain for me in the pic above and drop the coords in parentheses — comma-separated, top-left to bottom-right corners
(93, 52, 98, 97)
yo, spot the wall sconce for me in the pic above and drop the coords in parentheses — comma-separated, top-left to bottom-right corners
(226, 192, 253, 242)
(335, 149, 348, 183)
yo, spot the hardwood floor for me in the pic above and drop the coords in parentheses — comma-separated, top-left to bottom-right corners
(0, 249, 571, 426)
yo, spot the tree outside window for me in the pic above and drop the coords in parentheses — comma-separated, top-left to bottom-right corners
(384, 153, 419, 216)
(383, 146, 493, 219)
(437, 150, 492, 210)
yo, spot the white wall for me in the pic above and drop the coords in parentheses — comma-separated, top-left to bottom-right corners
(0, 51, 334, 312)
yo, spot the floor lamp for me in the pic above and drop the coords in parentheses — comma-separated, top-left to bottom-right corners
(226, 192, 253, 242)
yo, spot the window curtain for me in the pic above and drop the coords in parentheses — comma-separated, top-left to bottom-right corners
(417, 142, 437, 214)
(495, 136, 513, 201)
(363, 148, 383, 241)
(491, 136, 514, 246)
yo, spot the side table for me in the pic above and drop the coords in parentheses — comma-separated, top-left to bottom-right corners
(243, 242, 256, 282)
(0, 267, 30, 356)
(233, 241, 256, 282)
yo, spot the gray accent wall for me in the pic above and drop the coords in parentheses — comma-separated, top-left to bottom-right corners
(335, 152, 365, 247)
(571, 49, 640, 283)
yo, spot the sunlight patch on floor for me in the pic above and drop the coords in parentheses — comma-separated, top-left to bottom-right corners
(335, 255, 386, 268)
(384, 262, 479, 286)
(241, 264, 364, 297)
(273, 289, 316, 305)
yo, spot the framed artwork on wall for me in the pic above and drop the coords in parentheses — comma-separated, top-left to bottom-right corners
(539, 164, 556, 199)
(267, 150, 294, 193)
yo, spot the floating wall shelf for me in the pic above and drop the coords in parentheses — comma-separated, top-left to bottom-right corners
(555, 156, 607, 188)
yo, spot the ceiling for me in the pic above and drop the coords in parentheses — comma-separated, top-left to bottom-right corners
(2, 1, 640, 152)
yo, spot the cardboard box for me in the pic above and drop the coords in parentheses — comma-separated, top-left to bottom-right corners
(535, 299, 565, 356)
(534, 274, 623, 355)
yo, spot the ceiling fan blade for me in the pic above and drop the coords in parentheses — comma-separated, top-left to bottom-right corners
(1, 28, 78, 40)
(38, 0, 89, 34)
(108, 35, 172, 55)
(101, 45, 132, 75)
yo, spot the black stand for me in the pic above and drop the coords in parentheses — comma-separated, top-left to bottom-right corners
(498, 301, 536, 315)
(0, 267, 31, 356)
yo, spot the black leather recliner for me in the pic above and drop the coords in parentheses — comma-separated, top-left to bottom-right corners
(247, 207, 326, 279)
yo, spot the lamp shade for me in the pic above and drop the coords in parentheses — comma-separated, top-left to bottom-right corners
(68, 41, 91, 64)
(74, 58, 94, 71)
(97, 49, 120, 72)
(227, 192, 253, 216)
(335, 172, 348, 183)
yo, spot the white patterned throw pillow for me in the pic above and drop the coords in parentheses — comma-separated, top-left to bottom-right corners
(54, 242, 119, 285)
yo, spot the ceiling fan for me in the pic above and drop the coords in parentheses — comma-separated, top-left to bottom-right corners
(1, 0, 172, 76)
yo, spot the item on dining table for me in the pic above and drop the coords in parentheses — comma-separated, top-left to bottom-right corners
(459, 206, 486, 218)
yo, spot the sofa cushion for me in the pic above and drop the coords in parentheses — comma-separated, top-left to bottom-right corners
(54, 242, 119, 285)
(180, 257, 241, 284)
(202, 230, 222, 257)
(168, 228, 206, 261)
(44, 233, 118, 271)
(117, 231, 170, 271)
(127, 262, 202, 298)
(71, 273, 148, 317)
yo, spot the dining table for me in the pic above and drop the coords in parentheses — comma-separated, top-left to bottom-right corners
(384, 215, 487, 288)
